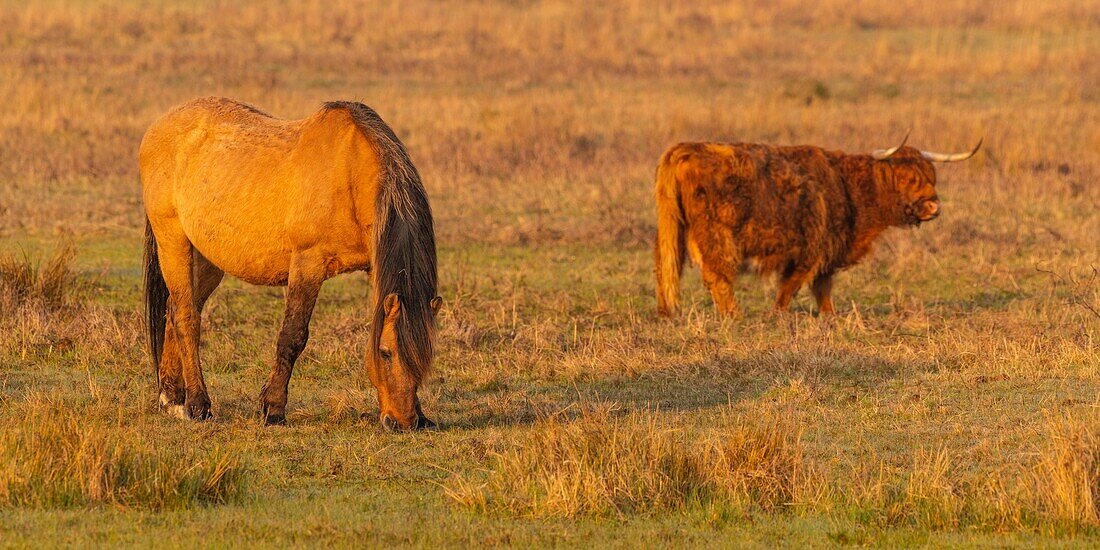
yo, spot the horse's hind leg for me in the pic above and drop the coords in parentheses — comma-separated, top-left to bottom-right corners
(154, 227, 215, 420)
(259, 259, 323, 426)
(158, 315, 186, 415)
(160, 254, 224, 417)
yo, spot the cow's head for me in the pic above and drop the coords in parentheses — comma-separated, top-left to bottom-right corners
(871, 132, 982, 225)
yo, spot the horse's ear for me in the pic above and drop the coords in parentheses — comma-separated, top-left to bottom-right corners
(383, 293, 401, 317)
(430, 296, 443, 313)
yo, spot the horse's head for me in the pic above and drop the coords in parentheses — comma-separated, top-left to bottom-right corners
(368, 292, 442, 431)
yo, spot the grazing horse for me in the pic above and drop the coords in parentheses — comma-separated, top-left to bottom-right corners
(140, 97, 442, 431)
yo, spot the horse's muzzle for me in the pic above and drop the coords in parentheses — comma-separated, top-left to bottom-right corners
(382, 413, 439, 432)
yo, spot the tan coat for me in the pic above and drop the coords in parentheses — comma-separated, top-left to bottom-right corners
(140, 97, 440, 431)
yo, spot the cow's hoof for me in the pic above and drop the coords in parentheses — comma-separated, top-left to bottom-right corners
(264, 413, 287, 426)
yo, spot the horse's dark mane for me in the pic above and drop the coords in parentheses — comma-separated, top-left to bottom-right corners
(324, 101, 437, 383)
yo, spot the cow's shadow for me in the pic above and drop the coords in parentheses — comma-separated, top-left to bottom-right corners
(430, 344, 928, 432)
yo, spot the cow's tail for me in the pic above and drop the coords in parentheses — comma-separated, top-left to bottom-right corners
(654, 146, 687, 317)
(143, 217, 169, 393)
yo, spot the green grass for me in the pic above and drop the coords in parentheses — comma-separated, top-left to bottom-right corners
(0, 232, 1097, 546)
(2, 0, 1098, 545)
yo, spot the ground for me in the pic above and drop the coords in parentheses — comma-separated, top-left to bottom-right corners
(0, 1, 1098, 547)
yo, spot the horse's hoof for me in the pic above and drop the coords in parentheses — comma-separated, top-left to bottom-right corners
(165, 404, 190, 420)
(263, 413, 287, 426)
(417, 416, 440, 431)
(160, 392, 190, 420)
(382, 414, 400, 432)
(186, 397, 212, 421)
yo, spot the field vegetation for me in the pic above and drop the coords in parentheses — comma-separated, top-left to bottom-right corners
(0, 0, 1097, 546)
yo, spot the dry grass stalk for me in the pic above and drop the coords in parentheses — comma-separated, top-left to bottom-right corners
(1032, 412, 1100, 529)
(0, 244, 78, 314)
(0, 398, 247, 509)
(446, 407, 816, 518)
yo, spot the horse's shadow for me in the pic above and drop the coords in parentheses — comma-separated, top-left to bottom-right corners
(186, 305, 943, 432)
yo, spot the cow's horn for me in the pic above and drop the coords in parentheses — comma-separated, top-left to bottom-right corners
(920, 138, 983, 163)
(871, 129, 911, 160)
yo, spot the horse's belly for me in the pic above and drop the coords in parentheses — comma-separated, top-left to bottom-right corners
(177, 193, 371, 286)
(180, 207, 294, 286)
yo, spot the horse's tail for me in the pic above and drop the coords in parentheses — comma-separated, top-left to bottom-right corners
(143, 217, 169, 391)
(654, 146, 687, 317)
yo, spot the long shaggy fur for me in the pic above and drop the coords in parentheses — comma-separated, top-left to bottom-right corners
(327, 101, 438, 384)
(654, 148, 687, 316)
(653, 141, 943, 314)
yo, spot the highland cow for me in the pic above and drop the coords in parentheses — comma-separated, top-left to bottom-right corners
(654, 133, 980, 316)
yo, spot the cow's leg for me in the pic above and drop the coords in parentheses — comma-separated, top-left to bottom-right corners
(693, 227, 740, 316)
(701, 263, 738, 316)
(811, 273, 835, 315)
(155, 225, 213, 421)
(159, 254, 223, 418)
(775, 265, 814, 312)
(259, 258, 323, 426)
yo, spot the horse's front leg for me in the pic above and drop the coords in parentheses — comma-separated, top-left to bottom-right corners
(260, 264, 322, 426)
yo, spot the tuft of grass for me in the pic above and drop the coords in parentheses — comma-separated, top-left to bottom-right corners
(851, 449, 965, 530)
(0, 0, 1097, 543)
(1032, 411, 1100, 530)
(0, 244, 79, 313)
(841, 449, 1042, 533)
(445, 406, 817, 519)
(0, 398, 248, 509)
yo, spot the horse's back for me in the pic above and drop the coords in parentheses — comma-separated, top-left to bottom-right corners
(140, 97, 298, 175)
(140, 98, 378, 285)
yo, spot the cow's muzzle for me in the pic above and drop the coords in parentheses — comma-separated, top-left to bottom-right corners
(917, 200, 941, 222)
(910, 199, 940, 224)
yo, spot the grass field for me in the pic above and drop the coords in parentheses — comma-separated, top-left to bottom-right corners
(1, 0, 1098, 546)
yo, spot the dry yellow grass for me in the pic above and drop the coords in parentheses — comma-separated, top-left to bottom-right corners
(0, 244, 77, 313)
(0, 394, 247, 509)
(448, 407, 1100, 533)
(1032, 411, 1100, 529)
(2, 0, 1096, 247)
(445, 405, 817, 518)
(0, 0, 1097, 545)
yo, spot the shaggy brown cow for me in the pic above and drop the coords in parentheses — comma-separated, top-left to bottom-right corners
(654, 133, 980, 316)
